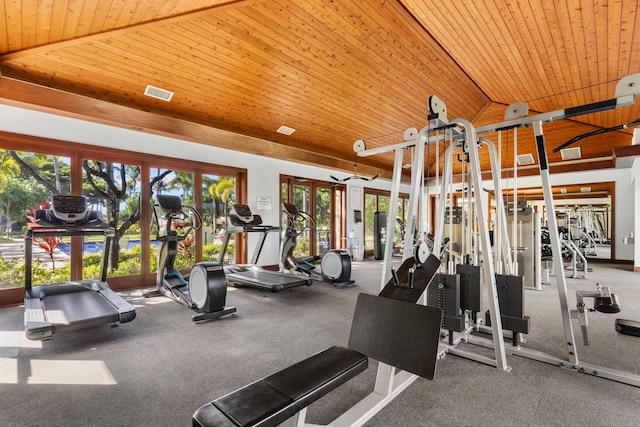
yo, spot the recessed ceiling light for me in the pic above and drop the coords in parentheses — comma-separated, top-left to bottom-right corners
(277, 125, 296, 135)
(560, 188, 567, 194)
(560, 147, 581, 160)
(516, 153, 535, 165)
(144, 85, 174, 102)
(580, 187, 591, 193)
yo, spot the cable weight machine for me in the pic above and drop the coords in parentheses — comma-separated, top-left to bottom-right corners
(357, 72, 640, 390)
(466, 73, 640, 386)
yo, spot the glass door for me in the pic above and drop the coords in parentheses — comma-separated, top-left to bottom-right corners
(292, 183, 312, 258)
(281, 176, 346, 258)
(315, 186, 332, 254)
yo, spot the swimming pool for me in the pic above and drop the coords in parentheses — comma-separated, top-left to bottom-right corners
(56, 239, 160, 255)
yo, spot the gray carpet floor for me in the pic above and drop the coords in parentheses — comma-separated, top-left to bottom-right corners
(1, 258, 639, 426)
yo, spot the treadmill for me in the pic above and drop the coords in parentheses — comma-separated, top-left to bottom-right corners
(218, 204, 312, 292)
(24, 195, 136, 340)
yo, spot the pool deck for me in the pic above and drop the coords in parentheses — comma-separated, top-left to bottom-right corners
(0, 239, 70, 267)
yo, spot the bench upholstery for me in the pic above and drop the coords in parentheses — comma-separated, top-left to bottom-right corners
(193, 346, 367, 427)
(615, 318, 640, 338)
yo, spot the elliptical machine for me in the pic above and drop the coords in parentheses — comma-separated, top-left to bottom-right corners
(144, 194, 236, 322)
(280, 203, 354, 288)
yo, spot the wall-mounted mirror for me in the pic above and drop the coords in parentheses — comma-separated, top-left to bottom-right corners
(500, 182, 614, 261)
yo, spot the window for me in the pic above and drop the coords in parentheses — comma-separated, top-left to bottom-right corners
(202, 174, 236, 263)
(0, 150, 71, 288)
(148, 169, 195, 273)
(82, 160, 142, 278)
(363, 189, 409, 253)
(0, 133, 246, 304)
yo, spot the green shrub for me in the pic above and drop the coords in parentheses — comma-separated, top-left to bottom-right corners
(0, 242, 238, 288)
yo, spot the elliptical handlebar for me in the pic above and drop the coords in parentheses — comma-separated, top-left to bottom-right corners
(153, 194, 202, 241)
(282, 202, 315, 234)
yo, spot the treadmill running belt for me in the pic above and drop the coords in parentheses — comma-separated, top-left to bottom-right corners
(225, 267, 310, 292)
(43, 291, 121, 333)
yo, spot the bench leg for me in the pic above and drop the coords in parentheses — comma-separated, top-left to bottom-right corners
(279, 407, 307, 427)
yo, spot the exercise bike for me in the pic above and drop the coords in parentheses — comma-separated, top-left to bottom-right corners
(280, 203, 354, 288)
(144, 194, 236, 322)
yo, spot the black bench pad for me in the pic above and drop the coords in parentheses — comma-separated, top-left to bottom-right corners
(615, 319, 640, 338)
(194, 346, 367, 427)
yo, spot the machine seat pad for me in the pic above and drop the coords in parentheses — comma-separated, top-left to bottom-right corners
(195, 346, 367, 427)
(615, 319, 640, 338)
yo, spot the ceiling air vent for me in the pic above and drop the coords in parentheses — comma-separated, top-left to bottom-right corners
(277, 125, 296, 135)
(560, 147, 581, 161)
(516, 153, 535, 165)
(144, 85, 174, 102)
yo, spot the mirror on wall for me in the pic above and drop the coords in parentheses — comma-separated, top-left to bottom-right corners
(500, 182, 614, 261)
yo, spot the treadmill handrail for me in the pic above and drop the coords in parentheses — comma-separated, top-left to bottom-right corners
(27, 226, 116, 238)
(24, 225, 114, 291)
(217, 225, 281, 265)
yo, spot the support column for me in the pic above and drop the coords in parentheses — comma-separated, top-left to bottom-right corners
(632, 158, 640, 272)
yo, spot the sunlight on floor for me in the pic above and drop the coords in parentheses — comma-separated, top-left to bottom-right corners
(28, 359, 117, 385)
(0, 358, 18, 384)
(0, 331, 42, 384)
(0, 331, 116, 385)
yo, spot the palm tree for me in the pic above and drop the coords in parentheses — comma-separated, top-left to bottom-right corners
(211, 177, 235, 226)
(168, 171, 194, 202)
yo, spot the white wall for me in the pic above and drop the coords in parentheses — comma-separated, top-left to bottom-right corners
(0, 104, 398, 266)
(632, 159, 640, 269)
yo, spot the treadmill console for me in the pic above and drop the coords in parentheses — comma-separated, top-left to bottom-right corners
(52, 195, 89, 223)
(229, 204, 263, 227)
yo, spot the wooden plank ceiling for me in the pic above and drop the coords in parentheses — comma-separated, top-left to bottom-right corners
(0, 0, 639, 182)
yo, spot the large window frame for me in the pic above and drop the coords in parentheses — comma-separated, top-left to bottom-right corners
(0, 131, 246, 307)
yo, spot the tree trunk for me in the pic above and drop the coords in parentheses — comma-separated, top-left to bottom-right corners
(5, 200, 11, 237)
(53, 156, 61, 192)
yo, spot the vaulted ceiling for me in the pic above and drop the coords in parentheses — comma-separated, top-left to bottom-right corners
(1, 0, 639, 181)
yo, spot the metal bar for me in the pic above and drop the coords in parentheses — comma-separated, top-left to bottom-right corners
(480, 138, 513, 273)
(433, 145, 455, 260)
(455, 118, 509, 372)
(379, 148, 406, 289)
(533, 120, 579, 364)
(475, 86, 638, 135)
(24, 230, 33, 291)
(403, 129, 427, 261)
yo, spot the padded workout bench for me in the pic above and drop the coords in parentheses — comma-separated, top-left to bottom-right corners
(193, 286, 443, 427)
(616, 318, 640, 339)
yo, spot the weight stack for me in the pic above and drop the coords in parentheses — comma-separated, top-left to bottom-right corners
(486, 273, 530, 342)
(456, 263, 483, 313)
(427, 273, 465, 332)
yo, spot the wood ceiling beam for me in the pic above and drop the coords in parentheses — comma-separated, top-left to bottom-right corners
(0, 77, 390, 179)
